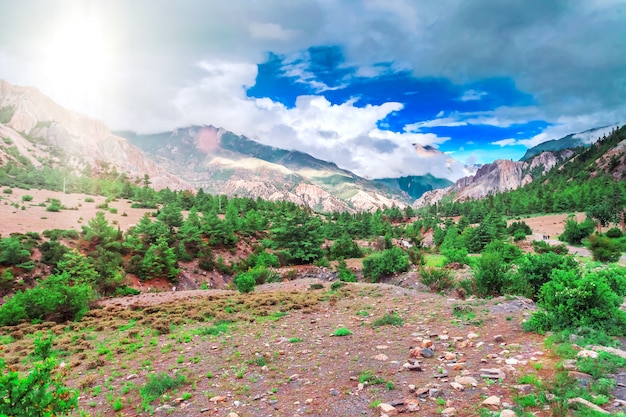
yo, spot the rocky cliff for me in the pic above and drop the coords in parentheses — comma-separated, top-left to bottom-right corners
(414, 151, 570, 207)
(0, 80, 189, 190)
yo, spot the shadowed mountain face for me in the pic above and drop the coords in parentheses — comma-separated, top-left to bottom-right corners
(119, 125, 420, 212)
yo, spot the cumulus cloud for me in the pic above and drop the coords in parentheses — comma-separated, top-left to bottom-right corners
(459, 89, 487, 101)
(248, 22, 298, 41)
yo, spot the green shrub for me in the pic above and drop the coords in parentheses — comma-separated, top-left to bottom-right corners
(329, 234, 363, 260)
(0, 273, 95, 326)
(483, 240, 523, 263)
(474, 252, 508, 297)
(234, 272, 256, 293)
(372, 313, 404, 327)
(330, 281, 345, 291)
(332, 327, 351, 336)
(0, 338, 78, 417)
(314, 256, 330, 267)
(362, 247, 409, 282)
(606, 228, 623, 239)
(0, 237, 31, 266)
(532, 240, 569, 254)
(507, 220, 532, 236)
(21, 194, 33, 202)
(140, 372, 186, 411)
(336, 259, 356, 282)
(2, 188, 12, 194)
(524, 269, 626, 334)
(84, 197, 95, 203)
(419, 267, 454, 292)
(509, 252, 579, 299)
(441, 247, 469, 265)
(588, 233, 622, 263)
(559, 216, 596, 245)
(247, 265, 280, 285)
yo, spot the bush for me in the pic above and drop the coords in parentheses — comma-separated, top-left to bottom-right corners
(532, 240, 569, 254)
(329, 234, 363, 260)
(234, 272, 256, 293)
(0, 273, 95, 326)
(483, 240, 523, 263)
(606, 228, 624, 239)
(507, 220, 532, 236)
(588, 233, 622, 263)
(372, 313, 404, 327)
(336, 259, 356, 282)
(362, 247, 409, 282)
(84, 197, 95, 203)
(419, 267, 454, 292)
(560, 217, 596, 245)
(21, 194, 33, 202)
(0, 338, 78, 417)
(508, 252, 579, 299)
(524, 269, 626, 335)
(140, 372, 186, 411)
(2, 188, 12, 194)
(441, 247, 469, 265)
(474, 252, 508, 297)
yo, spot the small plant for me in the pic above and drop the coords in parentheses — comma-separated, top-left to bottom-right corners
(288, 337, 303, 343)
(332, 327, 351, 337)
(21, 194, 33, 202)
(2, 188, 12, 194)
(330, 281, 345, 291)
(372, 313, 404, 327)
(111, 397, 123, 411)
(359, 370, 386, 385)
(309, 283, 324, 290)
(419, 267, 454, 292)
(139, 372, 186, 411)
(84, 197, 95, 202)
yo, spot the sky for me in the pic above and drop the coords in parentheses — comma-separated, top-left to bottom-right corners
(0, 0, 625, 180)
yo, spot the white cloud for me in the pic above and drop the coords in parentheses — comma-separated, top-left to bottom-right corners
(491, 138, 517, 147)
(459, 89, 487, 101)
(167, 59, 465, 179)
(248, 22, 298, 41)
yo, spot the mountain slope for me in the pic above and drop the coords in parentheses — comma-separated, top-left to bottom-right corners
(521, 125, 619, 161)
(0, 80, 189, 190)
(119, 126, 415, 212)
(374, 175, 453, 200)
(414, 150, 573, 208)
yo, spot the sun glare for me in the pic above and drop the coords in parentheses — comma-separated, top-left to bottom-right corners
(42, 11, 113, 115)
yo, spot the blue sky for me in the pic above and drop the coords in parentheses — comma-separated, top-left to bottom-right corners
(0, 0, 624, 180)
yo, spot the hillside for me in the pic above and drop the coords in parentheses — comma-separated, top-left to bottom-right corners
(520, 125, 619, 161)
(119, 126, 413, 212)
(0, 80, 189, 190)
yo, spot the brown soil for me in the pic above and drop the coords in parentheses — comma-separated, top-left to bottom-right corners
(1, 282, 561, 417)
(0, 188, 153, 235)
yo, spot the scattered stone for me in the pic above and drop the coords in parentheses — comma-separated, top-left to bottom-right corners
(480, 368, 505, 380)
(562, 359, 577, 370)
(289, 374, 300, 381)
(408, 347, 422, 359)
(305, 398, 313, 404)
(513, 384, 533, 394)
(155, 404, 174, 412)
(592, 345, 626, 359)
(455, 376, 478, 387)
(422, 339, 433, 348)
(429, 388, 441, 398)
(403, 359, 423, 371)
(227, 413, 240, 417)
(441, 407, 457, 416)
(505, 358, 519, 365)
(433, 369, 449, 378)
(444, 352, 457, 361)
(208, 395, 226, 403)
(494, 334, 505, 343)
(126, 374, 137, 380)
(330, 388, 339, 396)
(357, 383, 364, 391)
(577, 350, 599, 359)
(373, 354, 389, 361)
(405, 399, 420, 412)
(421, 348, 435, 358)
(376, 345, 389, 350)
(415, 387, 430, 397)
(439, 335, 450, 341)
(568, 397, 610, 414)
(408, 384, 416, 392)
(482, 396, 501, 407)
(500, 410, 516, 417)
(568, 371, 593, 381)
(378, 403, 398, 416)
(450, 382, 464, 391)
(467, 332, 479, 340)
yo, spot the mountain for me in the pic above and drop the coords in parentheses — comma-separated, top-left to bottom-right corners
(520, 125, 619, 161)
(118, 126, 413, 212)
(0, 80, 189, 190)
(374, 174, 453, 200)
(414, 150, 573, 208)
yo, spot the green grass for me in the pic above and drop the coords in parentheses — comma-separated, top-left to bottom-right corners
(424, 254, 446, 267)
(332, 327, 351, 337)
(140, 372, 186, 410)
(372, 313, 404, 327)
(359, 370, 386, 385)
